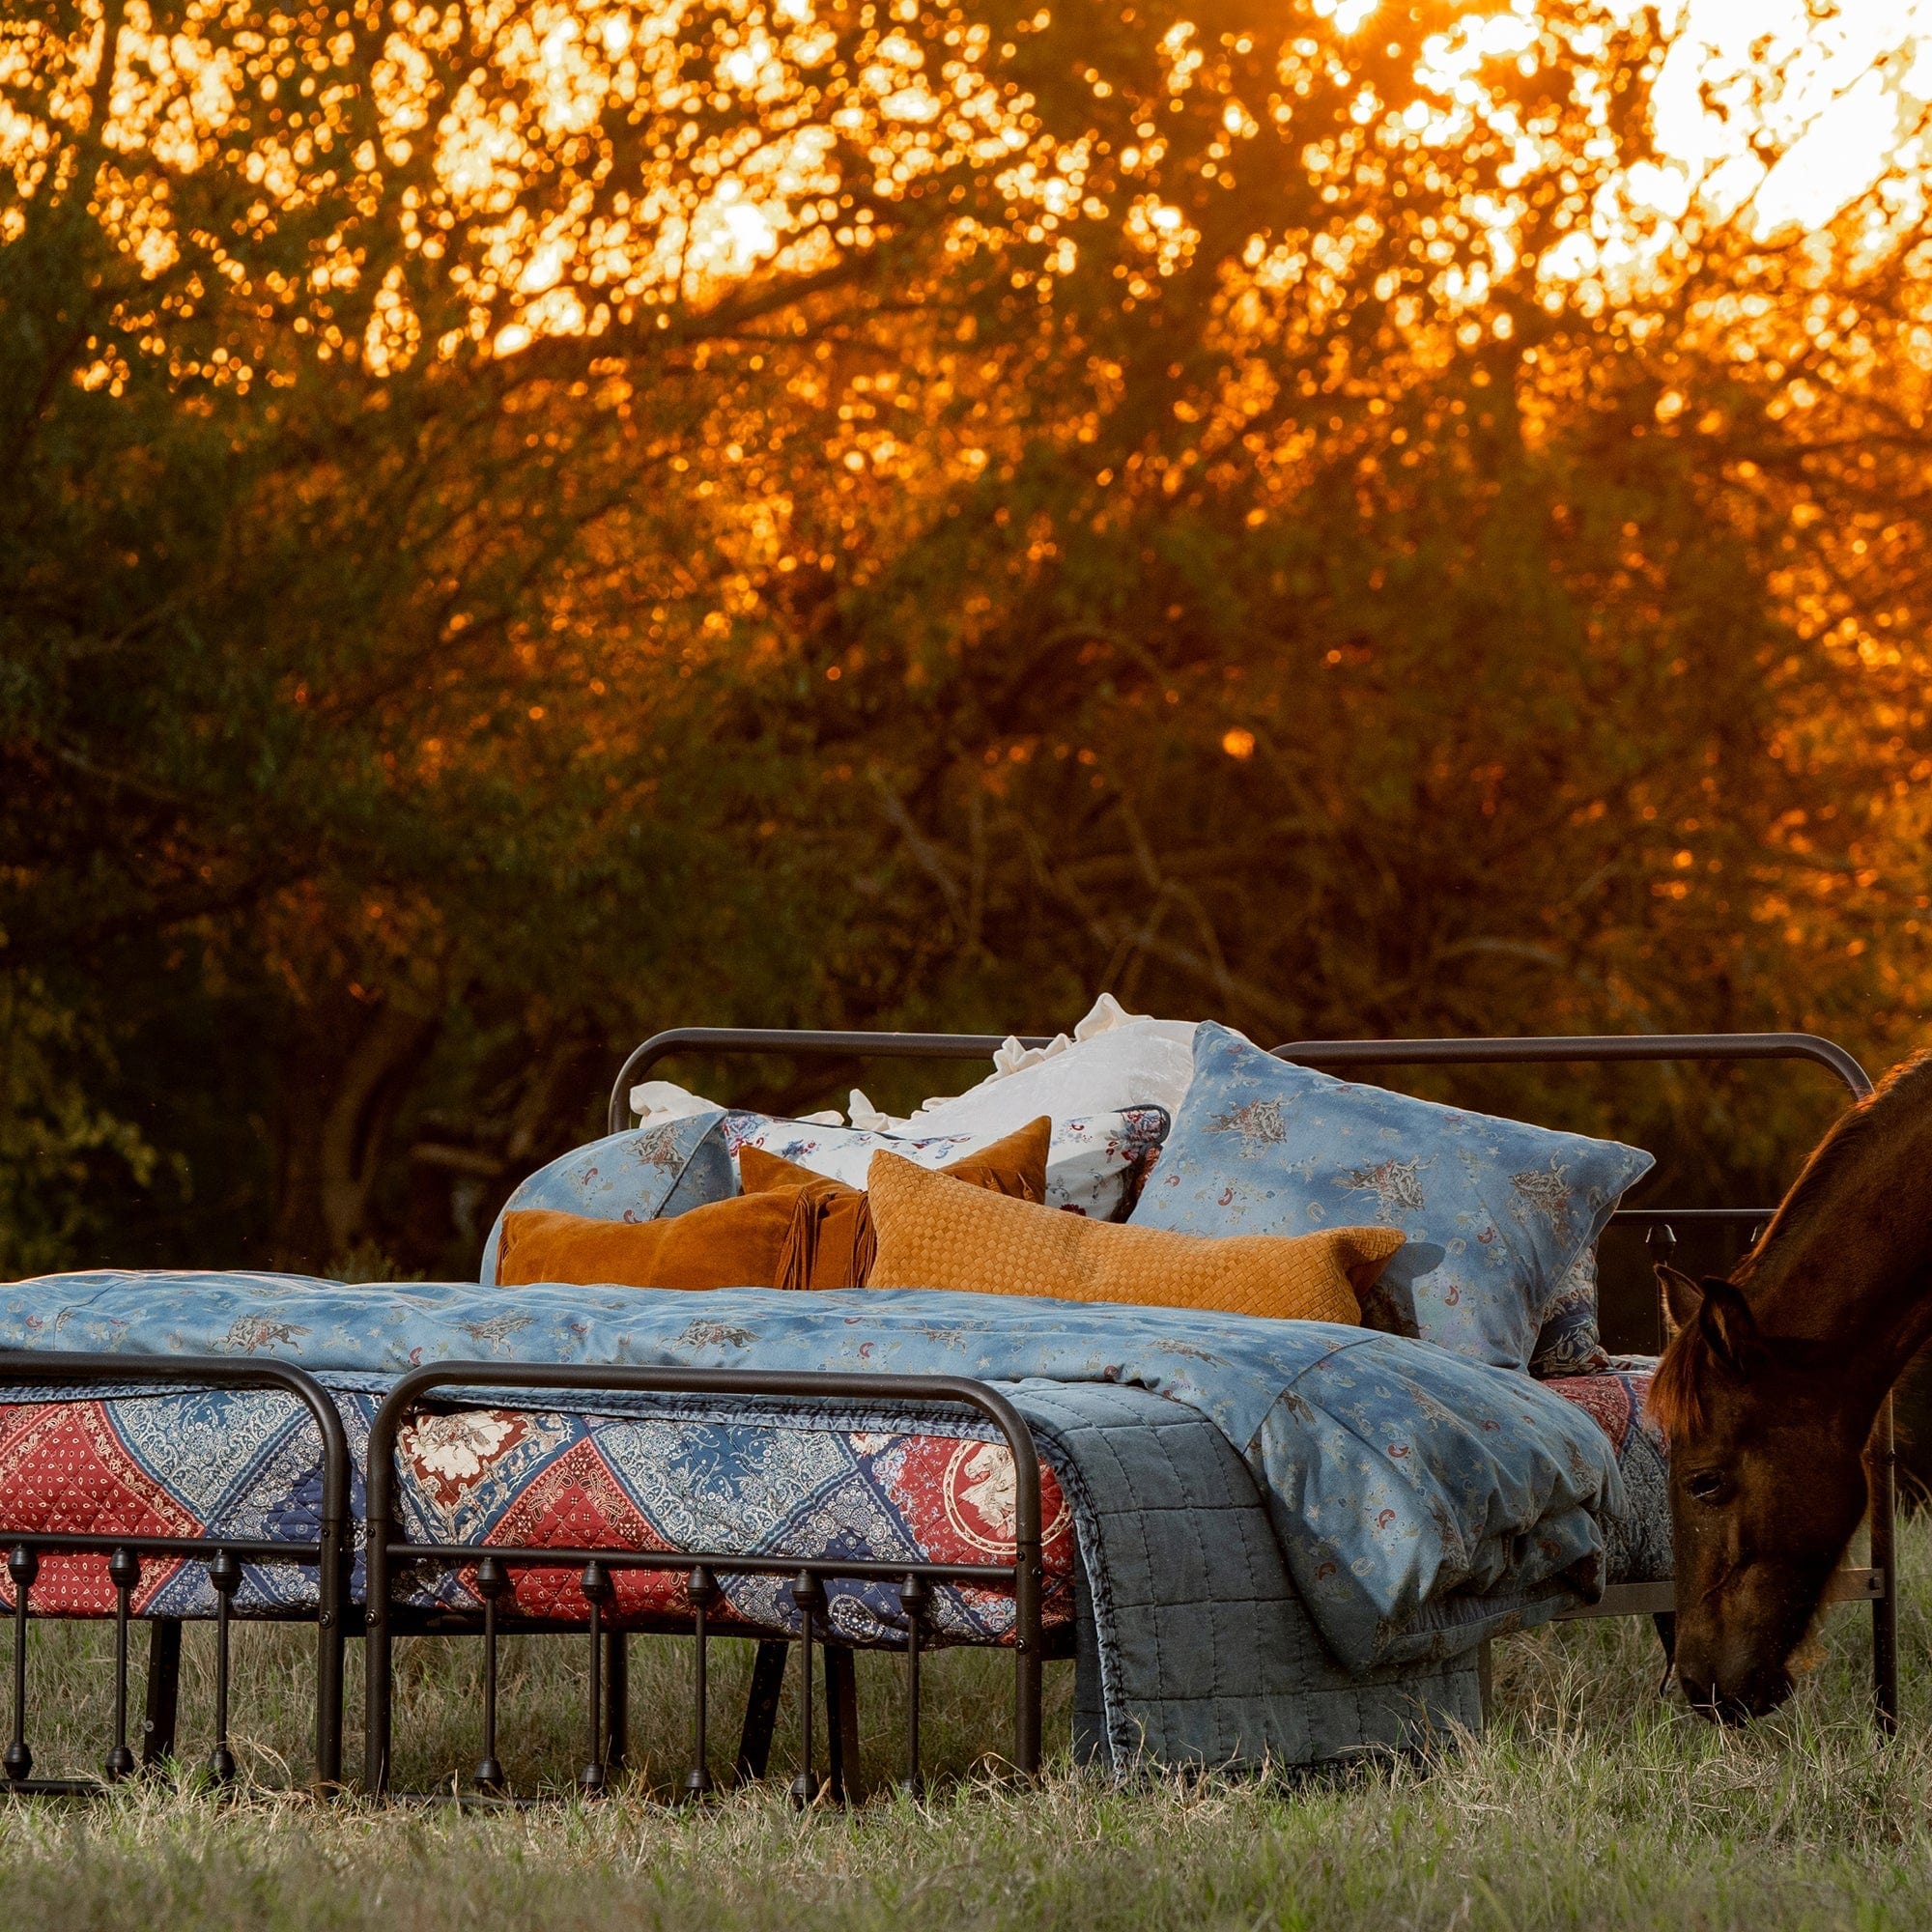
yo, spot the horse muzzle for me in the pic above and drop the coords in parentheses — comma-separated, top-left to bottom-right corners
(1677, 1663, 1794, 1723)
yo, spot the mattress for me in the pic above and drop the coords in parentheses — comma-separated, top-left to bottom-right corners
(0, 1365, 1668, 1638)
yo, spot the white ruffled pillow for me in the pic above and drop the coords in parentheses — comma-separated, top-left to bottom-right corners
(852, 995, 1196, 1135)
(623, 996, 1194, 1219)
(629, 996, 1198, 1137)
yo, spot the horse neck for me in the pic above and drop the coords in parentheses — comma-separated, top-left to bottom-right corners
(1744, 1109, 1932, 1403)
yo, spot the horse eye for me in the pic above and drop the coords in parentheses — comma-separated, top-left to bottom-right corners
(1686, 1469, 1727, 1504)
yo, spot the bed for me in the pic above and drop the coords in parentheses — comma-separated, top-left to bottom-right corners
(0, 1026, 1897, 1797)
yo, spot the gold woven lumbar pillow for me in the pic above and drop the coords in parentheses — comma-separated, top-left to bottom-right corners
(865, 1150, 1401, 1325)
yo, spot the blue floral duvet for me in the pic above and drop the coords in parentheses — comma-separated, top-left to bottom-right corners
(0, 1273, 1620, 1678)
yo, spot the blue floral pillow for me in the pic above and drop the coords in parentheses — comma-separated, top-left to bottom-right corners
(478, 1110, 733, 1285)
(1128, 1024, 1653, 1371)
(1527, 1246, 1610, 1378)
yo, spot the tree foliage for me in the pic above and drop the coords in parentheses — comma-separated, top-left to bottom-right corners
(3, 0, 1929, 1277)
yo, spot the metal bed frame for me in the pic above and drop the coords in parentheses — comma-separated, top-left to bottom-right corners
(610, 1025, 1897, 1732)
(361, 1362, 1044, 1801)
(0, 1025, 1896, 1796)
(0, 1353, 1046, 1801)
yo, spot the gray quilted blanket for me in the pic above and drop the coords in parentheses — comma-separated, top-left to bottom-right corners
(1013, 1382, 1481, 1771)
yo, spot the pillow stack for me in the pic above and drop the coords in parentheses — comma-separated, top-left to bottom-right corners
(483, 1009, 1651, 1371)
(496, 1118, 1050, 1291)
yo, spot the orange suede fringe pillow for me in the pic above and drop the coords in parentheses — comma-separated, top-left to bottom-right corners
(496, 1117, 1050, 1292)
(864, 1150, 1401, 1325)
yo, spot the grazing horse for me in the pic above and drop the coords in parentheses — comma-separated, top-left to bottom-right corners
(1647, 1049, 1932, 1720)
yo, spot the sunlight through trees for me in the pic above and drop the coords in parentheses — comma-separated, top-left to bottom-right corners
(5, 0, 1932, 1271)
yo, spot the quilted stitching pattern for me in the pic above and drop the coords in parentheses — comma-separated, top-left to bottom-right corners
(1013, 1383, 1484, 1770)
(0, 1389, 1075, 1646)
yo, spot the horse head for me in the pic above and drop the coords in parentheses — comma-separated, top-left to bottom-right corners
(1649, 1264, 1872, 1721)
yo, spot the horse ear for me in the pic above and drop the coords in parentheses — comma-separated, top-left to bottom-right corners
(1697, 1277, 1766, 1376)
(1655, 1263, 1703, 1339)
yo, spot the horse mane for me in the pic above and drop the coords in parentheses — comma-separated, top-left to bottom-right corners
(1733, 1049, 1932, 1286)
(1647, 1048, 1932, 1443)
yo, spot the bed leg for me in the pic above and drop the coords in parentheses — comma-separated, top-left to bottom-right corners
(735, 1638, 789, 1783)
(1476, 1637, 1493, 1728)
(824, 1646, 861, 1804)
(603, 1629, 629, 1776)
(142, 1620, 182, 1769)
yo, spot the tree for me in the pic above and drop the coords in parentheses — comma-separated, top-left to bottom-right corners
(3, 0, 1928, 1272)
(687, 1, 1932, 1196)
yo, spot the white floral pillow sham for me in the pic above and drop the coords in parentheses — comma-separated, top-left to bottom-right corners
(720, 1106, 1171, 1222)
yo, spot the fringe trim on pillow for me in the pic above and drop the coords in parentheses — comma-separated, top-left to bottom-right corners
(850, 1201, 877, 1286)
(775, 1184, 873, 1290)
(775, 1189, 829, 1291)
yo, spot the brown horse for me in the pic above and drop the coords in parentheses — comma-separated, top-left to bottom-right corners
(1648, 1049, 1932, 1719)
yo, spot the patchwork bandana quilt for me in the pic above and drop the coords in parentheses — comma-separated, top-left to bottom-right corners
(0, 1386, 1076, 1647)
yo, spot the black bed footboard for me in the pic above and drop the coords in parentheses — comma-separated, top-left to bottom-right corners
(0, 1351, 352, 1794)
(362, 1363, 1045, 1800)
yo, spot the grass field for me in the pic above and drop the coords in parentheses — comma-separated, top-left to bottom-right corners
(3, 1523, 1930, 1931)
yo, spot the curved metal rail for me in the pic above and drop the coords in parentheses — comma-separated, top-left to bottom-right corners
(1269, 1031, 1872, 1099)
(609, 1027, 1052, 1135)
(610, 1025, 1873, 1132)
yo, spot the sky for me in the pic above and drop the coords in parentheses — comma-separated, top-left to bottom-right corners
(1658, 0, 1932, 231)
